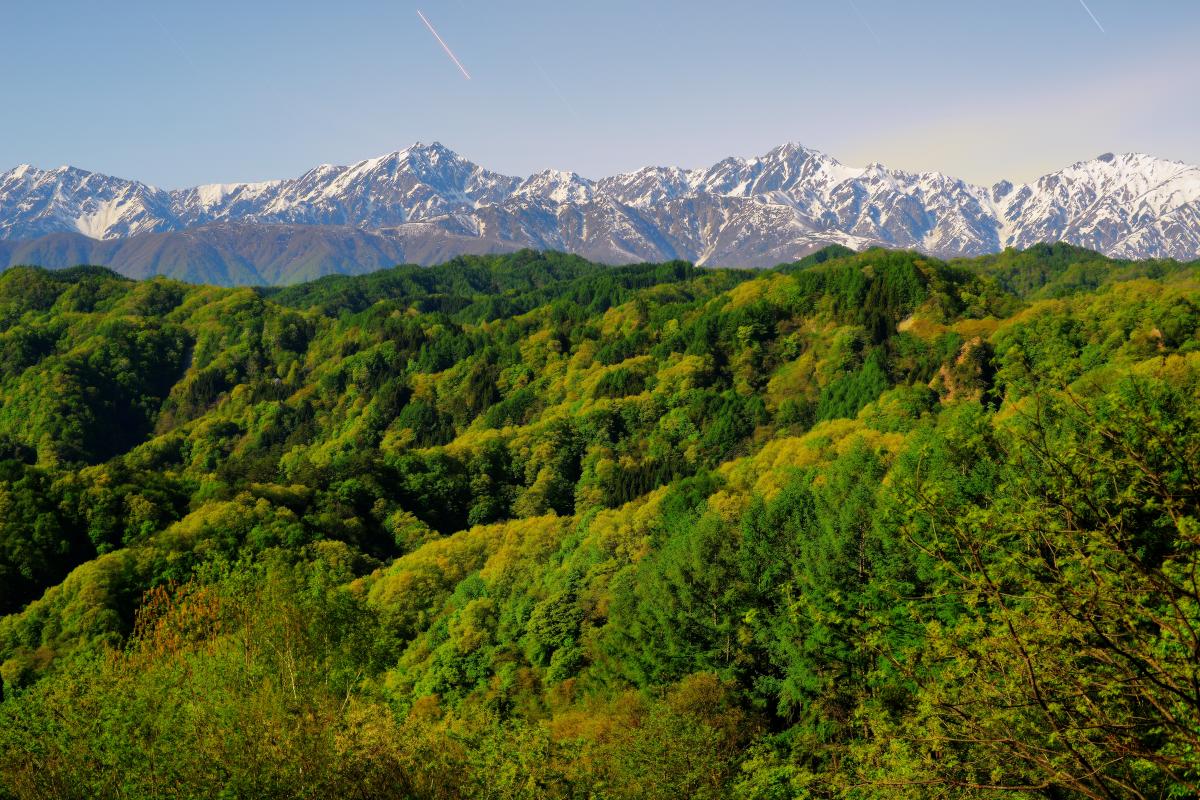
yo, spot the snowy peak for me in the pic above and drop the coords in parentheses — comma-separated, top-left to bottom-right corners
(1026, 152, 1199, 204)
(1, 164, 36, 185)
(2, 143, 1198, 269)
(995, 152, 1200, 258)
(168, 142, 522, 229)
(514, 170, 595, 204)
(0, 163, 172, 240)
(597, 165, 696, 207)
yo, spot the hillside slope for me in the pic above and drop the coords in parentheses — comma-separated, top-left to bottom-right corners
(0, 246, 1197, 799)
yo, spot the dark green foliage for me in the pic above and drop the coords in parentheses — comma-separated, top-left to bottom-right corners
(0, 245, 1197, 799)
(816, 347, 890, 420)
(956, 241, 1196, 298)
(0, 462, 87, 615)
(605, 508, 745, 687)
(393, 452, 472, 534)
(775, 244, 857, 271)
(592, 366, 647, 399)
(266, 250, 724, 324)
(789, 250, 929, 333)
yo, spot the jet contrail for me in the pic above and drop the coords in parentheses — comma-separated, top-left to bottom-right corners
(845, 0, 883, 45)
(148, 11, 200, 73)
(1076, 0, 1106, 33)
(416, 9, 472, 80)
(534, 61, 579, 120)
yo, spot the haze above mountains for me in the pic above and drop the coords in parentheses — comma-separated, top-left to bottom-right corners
(2, 142, 1199, 285)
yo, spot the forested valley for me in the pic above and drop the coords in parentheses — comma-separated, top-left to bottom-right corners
(0, 244, 1196, 799)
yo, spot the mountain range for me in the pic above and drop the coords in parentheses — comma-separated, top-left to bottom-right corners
(2, 142, 1199, 285)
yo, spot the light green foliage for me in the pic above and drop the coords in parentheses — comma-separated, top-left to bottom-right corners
(0, 245, 1196, 798)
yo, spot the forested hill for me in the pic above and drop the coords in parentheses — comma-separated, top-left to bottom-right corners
(0, 244, 1197, 799)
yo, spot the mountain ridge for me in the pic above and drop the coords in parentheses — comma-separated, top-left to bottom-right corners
(3, 142, 1199, 284)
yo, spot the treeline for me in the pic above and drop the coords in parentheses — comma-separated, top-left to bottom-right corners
(0, 246, 1196, 798)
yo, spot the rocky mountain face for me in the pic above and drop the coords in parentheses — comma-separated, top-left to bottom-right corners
(2, 142, 1198, 284)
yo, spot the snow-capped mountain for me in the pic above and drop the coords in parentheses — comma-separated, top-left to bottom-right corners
(0, 164, 173, 240)
(995, 152, 1200, 259)
(2, 142, 1199, 284)
(172, 142, 520, 229)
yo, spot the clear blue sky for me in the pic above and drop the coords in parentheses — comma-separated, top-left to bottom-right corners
(3, 0, 1197, 188)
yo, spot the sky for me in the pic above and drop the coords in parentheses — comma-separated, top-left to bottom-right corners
(2, 0, 1198, 188)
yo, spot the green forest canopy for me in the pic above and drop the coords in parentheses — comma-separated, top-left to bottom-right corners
(0, 244, 1197, 799)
